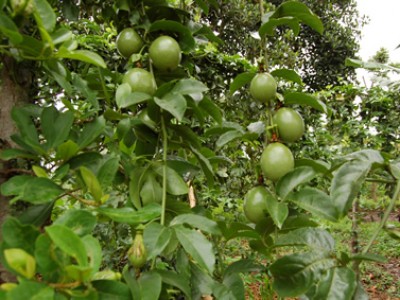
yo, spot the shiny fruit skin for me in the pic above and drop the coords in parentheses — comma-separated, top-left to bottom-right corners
(273, 108, 305, 142)
(122, 68, 156, 95)
(260, 143, 294, 181)
(149, 36, 181, 72)
(249, 73, 277, 103)
(243, 186, 271, 224)
(116, 28, 143, 58)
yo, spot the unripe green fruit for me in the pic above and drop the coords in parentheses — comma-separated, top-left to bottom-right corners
(116, 28, 143, 58)
(260, 143, 294, 181)
(243, 186, 272, 224)
(122, 68, 157, 95)
(149, 36, 181, 72)
(273, 107, 305, 142)
(128, 231, 147, 268)
(249, 73, 277, 103)
(11, 0, 35, 16)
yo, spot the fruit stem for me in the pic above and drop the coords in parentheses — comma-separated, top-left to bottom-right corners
(362, 179, 400, 254)
(160, 114, 168, 226)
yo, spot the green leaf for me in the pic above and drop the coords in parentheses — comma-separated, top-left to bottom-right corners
(18, 201, 54, 227)
(275, 228, 335, 251)
(190, 146, 214, 187)
(92, 280, 131, 300)
(289, 187, 339, 222)
(82, 235, 102, 276)
(198, 96, 223, 124)
(0, 148, 37, 160)
(0, 12, 23, 44)
(97, 156, 120, 188)
(170, 214, 221, 235)
(222, 273, 245, 300)
(154, 92, 187, 121)
(170, 124, 202, 149)
(1, 175, 32, 198)
(270, 251, 336, 298)
(138, 272, 162, 300)
(77, 116, 106, 148)
(140, 173, 162, 205)
(219, 222, 260, 241)
(276, 166, 318, 200)
(80, 166, 103, 202)
(190, 262, 214, 299)
(308, 267, 356, 300)
(54, 209, 96, 236)
(56, 140, 79, 161)
(11, 107, 40, 147)
(174, 225, 215, 274)
(45, 224, 88, 266)
(4, 248, 36, 279)
(229, 72, 256, 95)
(265, 196, 288, 229)
(149, 20, 195, 52)
(7, 281, 54, 300)
(389, 160, 400, 180)
(118, 91, 152, 108)
(50, 28, 73, 45)
(96, 203, 161, 224)
(341, 149, 385, 165)
(143, 223, 173, 259)
(153, 164, 189, 195)
(34, 0, 57, 32)
(331, 160, 371, 218)
(284, 92, 329, 115)
(21, 177, 63, 204)
(172, 78, 208, 95)
(216, 130, 243, 149)
(115, 83, 131, 108)
(350, 253, 386, 263)
(223, 259, 264, 277)
(1, 218, 40, 254)
(295, 158, 330, 174)
(57, 49, 107, 68)
(34, 235, 60, 281)
(259, 16, 300, 36)
(41, 107, 74, 149)
(345, 57, 400, 72)
(157, 270, 191, 299)
(271, 68, 303, 85)
(271, 0, 324, 34)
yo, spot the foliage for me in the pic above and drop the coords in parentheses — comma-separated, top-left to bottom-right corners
(0, 0, 399, 299)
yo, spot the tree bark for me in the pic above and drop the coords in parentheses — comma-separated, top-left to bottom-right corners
(0, 55, 32, 283)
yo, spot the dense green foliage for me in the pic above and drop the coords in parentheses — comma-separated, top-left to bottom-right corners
(0, 0, 399, 299)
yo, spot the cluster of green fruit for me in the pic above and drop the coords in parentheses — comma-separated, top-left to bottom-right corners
(244, 72, 305, 224)
(116, 28, 182, 95)
(116, 29, 182, 268)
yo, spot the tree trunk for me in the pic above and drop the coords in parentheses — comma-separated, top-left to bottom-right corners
(0, 56, 32, 283)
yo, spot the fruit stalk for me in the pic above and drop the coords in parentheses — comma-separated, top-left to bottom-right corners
(160, 114, 168, 226)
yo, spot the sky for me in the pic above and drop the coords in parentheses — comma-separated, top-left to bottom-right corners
(356, 0, 400, 62)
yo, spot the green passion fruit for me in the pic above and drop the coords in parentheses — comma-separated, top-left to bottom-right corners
(273, 107, 305, 143)
(243, 186, 272, 224)
(116, 28, 143, 58)
(149, 36, 182, 72)
(122, 68, 157, 95)
(249, 73, 277, 103)
(260, 142, 294, 181)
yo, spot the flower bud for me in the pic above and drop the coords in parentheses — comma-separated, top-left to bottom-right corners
(127, 231, 147, 268)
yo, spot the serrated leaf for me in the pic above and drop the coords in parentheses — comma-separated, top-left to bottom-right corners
(284, 92, 329, 115)
(289, 187, 339, 222)
(154, 92, 187, 121)
(80, 166, 103, 202)
(170, 214, 221, 235)
(271, 68, 303, 85)
(174, 225, 215, 274)
(276, 166, 318, 200)
(96, 203, 161, 224)
(270, 251, 336, 297)
(331, 160, 371, 218)
(275, 228, 335, 251)
(229, 72, 256, 95)
(45, 224, 88, 266)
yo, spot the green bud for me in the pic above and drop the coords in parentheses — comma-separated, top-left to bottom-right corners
(127, 231, 147, 268)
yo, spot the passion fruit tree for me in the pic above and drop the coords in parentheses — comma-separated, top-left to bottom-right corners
(0, 0, 399, 299)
